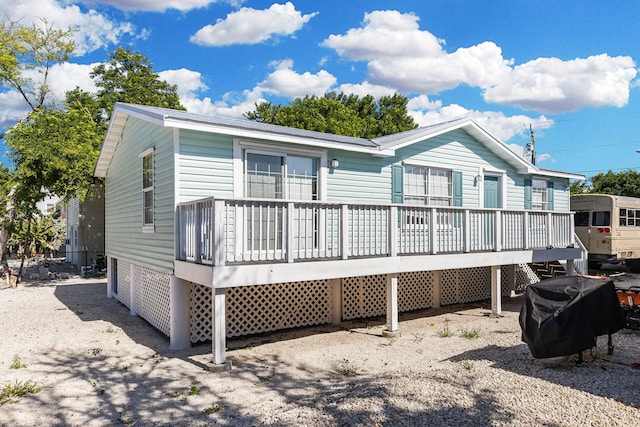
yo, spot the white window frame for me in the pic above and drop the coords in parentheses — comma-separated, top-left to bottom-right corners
(477, 167, 507, 209)
(233, 139, 327, 200)
(140, 148, 155, 232)
(402, 162, 453, 206)
(532, 177, 548, 211)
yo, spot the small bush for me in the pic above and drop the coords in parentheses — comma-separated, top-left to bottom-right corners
(0, 380, 41, 405)
(9, 355, 26, 370)
(460, 328, 480, 339)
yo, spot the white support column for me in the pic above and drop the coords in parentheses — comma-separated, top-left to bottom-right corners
(129, 263, 137, 316)
(330, 278, 342, 325)
(383, 274, 400, 337)
(432, 270, 442, 308)
(106, 256, 113, 299)
(169, 275, 192, 350)
(212, 287, 228, 366)
(491, 265, 502, 317)
(566, 259, 576, 276)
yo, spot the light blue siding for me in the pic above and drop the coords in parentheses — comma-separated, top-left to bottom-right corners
(393, 129, 521, 209)
(326, 150, 390, 203)
(178, 129, 234, 203)
(105, 117, 175, 273)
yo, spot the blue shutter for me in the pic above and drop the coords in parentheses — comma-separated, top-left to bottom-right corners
(547, 181, 554, 211)
(524, 179, 532, 210)
(453, 171, 463, 206)
(392, 164, 404, 203)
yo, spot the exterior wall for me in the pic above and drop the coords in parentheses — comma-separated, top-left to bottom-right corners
(394, 129, 520, 209)
(66, 185, 105, 271)
(104, 117, 175, 273)
(325, 149, 391, 203)
(177, 129, 235, 203)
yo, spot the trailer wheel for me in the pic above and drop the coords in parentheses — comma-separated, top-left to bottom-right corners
(626, 259, 640, 273)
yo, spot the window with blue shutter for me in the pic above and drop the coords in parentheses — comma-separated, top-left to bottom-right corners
(524, 178, 532, 210)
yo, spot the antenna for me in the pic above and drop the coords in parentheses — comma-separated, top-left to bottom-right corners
(527, 124, 536, 165)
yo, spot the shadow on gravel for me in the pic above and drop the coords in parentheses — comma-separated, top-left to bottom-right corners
(446, 337, 640, 409)
(32, 281, 541, 425)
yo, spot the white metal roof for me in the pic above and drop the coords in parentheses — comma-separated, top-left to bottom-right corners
(94, 103, 585, 181)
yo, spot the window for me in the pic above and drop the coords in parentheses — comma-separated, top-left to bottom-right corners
(404, 166, 452, 206)
(531, 178, 547, 210)
(142, 150, 154, 228)
(245, 152, 318, 200)
(592, 211, 610, 227)
(619, 208, 640, 226)
(574, 212, 590, 227)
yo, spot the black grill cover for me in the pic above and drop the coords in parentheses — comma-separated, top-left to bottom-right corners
(519, 276, 626, 359)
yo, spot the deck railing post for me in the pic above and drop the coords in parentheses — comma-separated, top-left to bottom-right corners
(429, 208, 438, 255)
(287, 202, 295, 263)
(389, 206, 398, 257)
(341, 204, 349, 260)
(194, 202, 202, 263)
(494, 210, 502, 252)
(547, 212, 553, 248)
(175, 205, 183, 261)
(212, 200, 226, 267)
(523, 211, 529, 250)
(463, 209, 470, 253)
(569, 213, 575, 247)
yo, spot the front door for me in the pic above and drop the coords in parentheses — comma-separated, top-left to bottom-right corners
(484, 176, 499, 209)
(484, 176, 499, 247)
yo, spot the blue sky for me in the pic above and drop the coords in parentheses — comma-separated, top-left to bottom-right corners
(2, 0, 640, 178)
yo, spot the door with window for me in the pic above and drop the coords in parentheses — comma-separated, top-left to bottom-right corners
(483, 176, 499, 246)
(245, 152, 318, 258)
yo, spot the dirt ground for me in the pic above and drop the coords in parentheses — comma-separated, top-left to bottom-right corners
(1, 261, 639, 426)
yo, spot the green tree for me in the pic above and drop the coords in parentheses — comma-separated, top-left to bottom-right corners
(0, 19, 75, 136)
(90, 46, 185, 119)
(0, 18, 74, 275)
(245, 92, 417, 138)
(589, 170, 640, 197)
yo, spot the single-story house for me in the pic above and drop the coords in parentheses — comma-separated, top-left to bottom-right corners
(94, 102, 585, 366)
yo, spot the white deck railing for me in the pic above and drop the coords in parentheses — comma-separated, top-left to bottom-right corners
(176, 197, 576, 266)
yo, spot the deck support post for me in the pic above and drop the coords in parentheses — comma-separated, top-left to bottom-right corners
(383, 274, 400, 337)
(129, 263, 137, 316)
(106, 256, 113, 299)
(330, 278, 342, 325)
(566, 259, 575, 276)
(432, 270, 442, 308)
(169, 275, 191, 350)
(491, 265, 502, 316)
(212, 287, 228, 366)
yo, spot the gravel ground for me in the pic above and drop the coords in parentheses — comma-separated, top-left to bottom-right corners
(0, 264, 639, 426)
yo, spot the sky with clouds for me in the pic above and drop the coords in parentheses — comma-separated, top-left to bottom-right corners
(1, 0, 640, 177)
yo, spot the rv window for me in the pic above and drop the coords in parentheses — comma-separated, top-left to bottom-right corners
(592, 211, 610, 227)
(574, 212, 589, 227)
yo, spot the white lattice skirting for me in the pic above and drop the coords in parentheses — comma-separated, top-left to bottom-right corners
(189, 265, 527, 343)
(111, 259, 532, 344)
(112, 260, 171, 337)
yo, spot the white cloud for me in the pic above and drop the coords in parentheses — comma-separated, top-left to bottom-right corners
(323, 10, 637, 113)
(47, 63, 99, 99)
(336, 82, 398, 99)
(84, 0, 242, 12)
(0, 0, 142, 55)
(258, 60, 336, 98)
(483, 54, 637, 113)
(323, 10, 444, 60)
(159, 68, 208, 100)
(0, 91, 31, 131)
(190, 2, 317, 47)
(408, 96, 553, 142)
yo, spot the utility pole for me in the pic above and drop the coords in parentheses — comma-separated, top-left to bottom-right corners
(527, 124, 536, 165)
